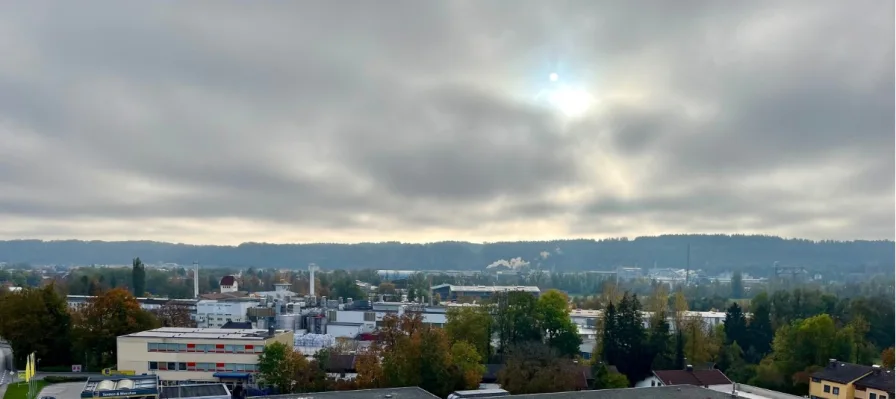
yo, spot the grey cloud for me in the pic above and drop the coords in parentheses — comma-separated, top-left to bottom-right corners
(0, 1, 891, 242)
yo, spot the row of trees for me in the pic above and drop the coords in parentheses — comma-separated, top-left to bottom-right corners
(587, 284, 894, 396)
(0, 285, 194, 369)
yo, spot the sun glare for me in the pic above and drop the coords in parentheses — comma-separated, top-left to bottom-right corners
(547, 87, 594, 118)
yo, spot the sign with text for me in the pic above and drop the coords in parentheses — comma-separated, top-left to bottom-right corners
(72, 364, 82, 373)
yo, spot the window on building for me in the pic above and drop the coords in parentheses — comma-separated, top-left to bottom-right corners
(167, 362, 177, 371)
(869, 393, 877, 399)
(149, 362, 158, 370)
(178, 362, 187, 371)
(824, 385, 830, 393)
(327, 310, 337, 321)
(811, 377, 820, 382)
(254, 346, 264, 353)
(364, 312, 375, 322)
(225, 345, 234, 353)
(832, 387, 839, 395)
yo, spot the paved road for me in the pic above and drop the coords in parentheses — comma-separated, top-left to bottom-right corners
(37, 382, 85, 399)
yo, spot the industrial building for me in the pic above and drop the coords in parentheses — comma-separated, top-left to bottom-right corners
(195, 298, 261, 328)
(430, 284, 541, 301)
(116, 327, 293, 382)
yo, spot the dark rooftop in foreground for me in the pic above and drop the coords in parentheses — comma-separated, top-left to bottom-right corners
(480, 385, 738, 399)
(855, 368, 896, 394)
(161, 384, 230, 399)
(811, 359, 874, 384)
(653, 369, 732, 386)
(248, 387, 438, 399)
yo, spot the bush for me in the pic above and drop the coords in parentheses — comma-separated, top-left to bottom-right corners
(43, 376, 88, 383)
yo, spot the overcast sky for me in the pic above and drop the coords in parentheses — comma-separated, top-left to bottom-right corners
(0, 1, 893, 245)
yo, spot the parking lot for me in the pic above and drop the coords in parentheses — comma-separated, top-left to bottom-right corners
(37, 382, 84, 399)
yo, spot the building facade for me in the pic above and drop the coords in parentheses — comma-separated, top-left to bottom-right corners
(430, 284, 540, 302)
(117, 327, 293, 381)
(195, 299, 261, 328)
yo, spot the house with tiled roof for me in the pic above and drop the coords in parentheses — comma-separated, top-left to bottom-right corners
(809, 359, 875, 399)
(853, 365, 894, 399)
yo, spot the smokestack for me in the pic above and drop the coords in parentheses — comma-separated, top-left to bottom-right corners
(193, 261, 200, 298)
(308, 263, 319, 298)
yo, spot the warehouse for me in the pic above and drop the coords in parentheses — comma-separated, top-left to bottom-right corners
(117, 327, 293, 382)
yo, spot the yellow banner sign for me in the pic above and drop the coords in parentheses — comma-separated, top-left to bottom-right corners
(101, 368, 136, 376)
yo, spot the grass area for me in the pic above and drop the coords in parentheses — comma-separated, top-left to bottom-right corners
(3, 381, 49, 399)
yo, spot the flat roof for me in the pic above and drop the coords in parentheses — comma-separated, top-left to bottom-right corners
(441, 285, 541, 293)
(479, 385, 738, 398)
(160, 384, 230, 399)
(249, 387, 438, 399)
(120, 327, 291, 341)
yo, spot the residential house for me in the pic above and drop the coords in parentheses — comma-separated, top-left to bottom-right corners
(853, 365, 894, 399)
(810, 359, 875, 399)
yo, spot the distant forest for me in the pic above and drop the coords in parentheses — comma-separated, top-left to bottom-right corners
(0, 235, 892, 278)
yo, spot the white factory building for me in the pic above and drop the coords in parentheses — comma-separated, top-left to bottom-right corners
(116, 327, 293, 382)
(195, 298, 261, 328)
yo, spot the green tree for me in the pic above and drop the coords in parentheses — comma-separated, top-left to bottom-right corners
(745, 292, 774, 362)
(257, 341, 294, 392)
(445, 306, 492, 361)
(730, 271, 744, 299)
(329, 276, 364, 301)
(492, 291, 541, 353)
(674, 330, 686, 370)
(724, 302, 748, 347)
(602, 292, 650, 384)
(0, 284, 72, 368)
(592, 362, 629, 389)
(131, 257, 146, 296)
(647, 311, 673, 369)
(498, 341, 580, 394)
(537, 290, 582, 357)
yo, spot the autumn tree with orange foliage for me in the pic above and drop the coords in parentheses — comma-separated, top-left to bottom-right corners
(152, 301, 197, 327)
(71, 288, 159, 369)
(355, 313, 485, 397)
(883, 347, 894, 369)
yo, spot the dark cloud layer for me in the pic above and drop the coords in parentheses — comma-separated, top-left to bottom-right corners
(0, 0, 892, 244)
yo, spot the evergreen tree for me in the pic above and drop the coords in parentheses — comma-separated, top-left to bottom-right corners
(724, 302, 748, 347)
(131, 257, 146, 296)
(674, 330, 685, 370)
(600, 301, 619, 363)
(647, 311, 673, 369)
(745, 293, 774, 363)
(730, 271, 744, 299)
(611, 293, 651, 384)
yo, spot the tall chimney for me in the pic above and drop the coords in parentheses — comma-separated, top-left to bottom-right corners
(193, 261, 200, 298)
(308, 263, 319, 298)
